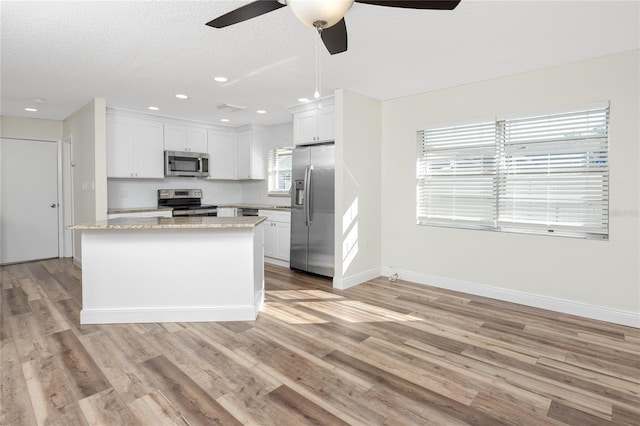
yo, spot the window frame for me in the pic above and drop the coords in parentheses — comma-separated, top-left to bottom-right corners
(267, 146, 293, 197)
(416, 103, 610, 240)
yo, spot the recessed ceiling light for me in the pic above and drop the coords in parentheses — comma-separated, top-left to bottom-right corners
(214, 76, 228, 83)
(176, 94, 189, 100)
(220, 119, 230, 123)
(256, 110, 267, 114)
(148, 106, 159, 111)
(298, 98, 310, 103)
(24, 107, 38, 112)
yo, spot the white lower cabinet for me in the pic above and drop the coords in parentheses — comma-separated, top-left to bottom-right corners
(217, 207, 238, 217)
(259, 210, 290, 262)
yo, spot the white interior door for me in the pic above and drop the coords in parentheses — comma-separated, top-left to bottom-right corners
(1, 138, 59, 264)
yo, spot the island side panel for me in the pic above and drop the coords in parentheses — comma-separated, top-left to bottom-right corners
(80, 227, 261, 323)
(253, 224, 265, 315)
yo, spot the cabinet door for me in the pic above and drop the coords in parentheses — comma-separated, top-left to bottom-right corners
(236, 130, 251, 179)
(134, 119, 165, 178)
(317, 104, 335, 142)
(106, 115, 135, 178)
(263, 220, 277, 258)
(217, 207, 238, 217)
(187, 128, 207, 153)
(293, 110, 318, 145)
(207, 130, 236, 179)
(164, 124, 188, 151)
(275, 221, 291, 261)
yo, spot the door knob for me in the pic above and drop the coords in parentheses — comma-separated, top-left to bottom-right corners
(50, 203, 57, 208)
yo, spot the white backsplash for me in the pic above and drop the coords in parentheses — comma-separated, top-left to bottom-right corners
(107, 178, 243, 208)
(241, 180, 291, 207)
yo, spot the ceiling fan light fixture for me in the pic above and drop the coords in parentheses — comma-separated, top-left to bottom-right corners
(288, 0, 354, 29)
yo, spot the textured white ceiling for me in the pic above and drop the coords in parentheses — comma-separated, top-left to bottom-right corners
(1, 0, 638, 127)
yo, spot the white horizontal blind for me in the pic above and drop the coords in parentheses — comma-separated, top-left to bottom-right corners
(497, 106, 609, 238)
(268, 147, 293, 194)
(417, 122, 497, 229)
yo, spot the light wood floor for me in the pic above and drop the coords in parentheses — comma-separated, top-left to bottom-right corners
(1, 259, 639, 425)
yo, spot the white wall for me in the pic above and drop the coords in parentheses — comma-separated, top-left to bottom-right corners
(241, 122, 293, 207)
(63, 98, 108, 263)
(381, 50, 639, 323)
(334, 89, 382, 288)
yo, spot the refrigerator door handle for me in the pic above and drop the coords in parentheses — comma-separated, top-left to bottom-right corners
(304, 165, 313, 226)
(307, 166, 313, 225)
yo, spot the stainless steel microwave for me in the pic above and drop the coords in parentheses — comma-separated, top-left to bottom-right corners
(164, 150, 209, 178)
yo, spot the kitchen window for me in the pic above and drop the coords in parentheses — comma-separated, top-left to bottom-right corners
(417, 103, 609, 239)
(268, 147, 293, 196)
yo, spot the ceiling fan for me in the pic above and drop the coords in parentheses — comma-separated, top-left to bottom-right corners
(206, 0, 461, 55)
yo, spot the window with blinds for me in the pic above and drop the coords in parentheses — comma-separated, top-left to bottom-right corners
(417, 104, 609, 239)
(268, 147, 293, 195)
(417, 122, 497, 229)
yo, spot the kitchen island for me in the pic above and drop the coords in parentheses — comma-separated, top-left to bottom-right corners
(67, 216, 266, 324)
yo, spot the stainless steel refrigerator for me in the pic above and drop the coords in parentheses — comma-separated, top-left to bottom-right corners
(290, 143, 335, 277)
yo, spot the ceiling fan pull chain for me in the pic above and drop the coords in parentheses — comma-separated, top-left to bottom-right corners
(314, 30, 321, 99)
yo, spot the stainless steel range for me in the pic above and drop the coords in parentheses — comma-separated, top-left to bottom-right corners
(158, 189, 217, 217)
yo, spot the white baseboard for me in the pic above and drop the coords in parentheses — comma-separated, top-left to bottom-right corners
(80, 306, 259, 324)
(381, 267, 639, 328)
(334, 267, 382, 290)
(264, 257, 289, 268)
(72, 256, 82, 268)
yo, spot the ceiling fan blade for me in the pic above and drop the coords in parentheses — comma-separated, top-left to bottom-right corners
(321, 18, 348, 55)
(206, 0, 286, 28)
(355, 0, 461, 10)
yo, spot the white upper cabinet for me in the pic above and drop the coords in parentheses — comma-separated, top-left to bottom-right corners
(207, 126, 265, 180)
(107, 115, 134, 178)
(317, 104, 335, 142)
(207, 129, 236, 180)
(291, 98, 335, 145)
(235, 125, 266, 180)
(106, 110, 267, 181)
(164, 124, 207, 153)
(293, 110, 318, 145)
(107, 115, 164, 178)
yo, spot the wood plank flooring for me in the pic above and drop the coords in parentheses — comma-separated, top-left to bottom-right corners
(1, 258, 639, 425)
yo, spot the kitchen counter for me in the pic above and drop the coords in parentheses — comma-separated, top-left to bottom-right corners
(106, 207, 173, 214)
(68, 216, 265, 324)
(217, 203, 291, 211)
(68, 216, 265, 230)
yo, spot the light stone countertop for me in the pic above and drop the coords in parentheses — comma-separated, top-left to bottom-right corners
(107, 207, 173, 214)
(67, 216, 266, 230)
(217, 204, 291, 211)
